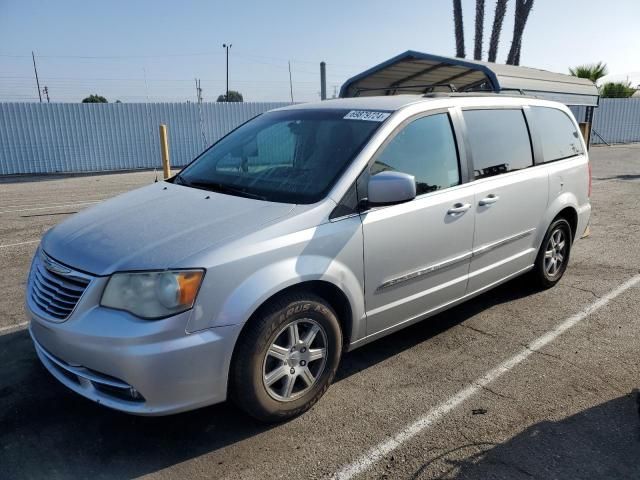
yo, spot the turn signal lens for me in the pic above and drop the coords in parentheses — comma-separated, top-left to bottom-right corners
(177, 271, 204, 305)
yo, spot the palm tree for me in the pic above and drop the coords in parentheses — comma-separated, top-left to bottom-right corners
(474, 0, 485, 60)
(488, 0, 508, 62)
(506, 0, 535, 65)
(453, 0, 465, 58)
(600, 81, 636, 98)
(569, 62, 609, 83)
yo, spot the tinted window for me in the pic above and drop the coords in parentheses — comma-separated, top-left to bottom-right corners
(178, 109, 384, 204)
(371, 114, 460, 195)
(463, 109, 533, 179)
(530, 106, 584, 162)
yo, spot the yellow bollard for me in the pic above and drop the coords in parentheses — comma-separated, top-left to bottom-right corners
(159, 124, 171, 179)
(578, 122, 591, 150)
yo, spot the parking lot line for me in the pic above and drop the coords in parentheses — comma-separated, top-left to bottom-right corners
(0, 321, 29, 334)
(0, 239, 39, 248)
(332, 273, 640, 480)
(0, 201, 100, 215)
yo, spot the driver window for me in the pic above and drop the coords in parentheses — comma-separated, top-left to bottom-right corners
(371, 113, 460, 195)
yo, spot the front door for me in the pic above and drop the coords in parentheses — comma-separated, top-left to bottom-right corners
(362, 111, 475, 337)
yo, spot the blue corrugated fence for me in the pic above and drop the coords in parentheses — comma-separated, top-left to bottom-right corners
(571, 98, 640, 145)
(0, 102, 290, 175)
(1, 99, 639, 175)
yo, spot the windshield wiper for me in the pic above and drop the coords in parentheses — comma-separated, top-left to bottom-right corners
(182, 179, 267, 201)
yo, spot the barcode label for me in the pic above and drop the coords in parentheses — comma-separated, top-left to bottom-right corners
(343, 110, 391, 122)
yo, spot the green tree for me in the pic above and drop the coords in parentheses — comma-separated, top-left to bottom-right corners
(217, 90, 243, 102)
(569, 62, 608, 83)
(82, 94, 108, 103)
(600, 81, 636, 98)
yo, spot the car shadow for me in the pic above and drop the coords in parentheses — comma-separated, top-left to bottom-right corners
(0, 276, 540, 478)
(594, 173, 640, 182)
(409, 391, 640, 479)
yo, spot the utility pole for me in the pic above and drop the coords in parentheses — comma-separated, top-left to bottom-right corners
(320, 61, 327, 100)
(288, 61, 294, 103)
(32, 51, 42, 103)
(222, 43, 232, 101)
(194, 78, 203, 103)
(43, 86, 50, 103)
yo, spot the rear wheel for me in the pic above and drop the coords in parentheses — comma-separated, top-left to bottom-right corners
(532, 218, 572, 288)
(230, 292, 342, 422)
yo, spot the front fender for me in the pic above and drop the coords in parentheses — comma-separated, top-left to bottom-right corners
(186, 215, 367, 343)
(213, 256, 365, 341)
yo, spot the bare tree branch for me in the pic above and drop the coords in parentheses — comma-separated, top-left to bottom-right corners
(474, 0, 485, 60)
(488, 0, 508, 63)
(453, 0, 466, 58)
(506, 0, 534, 65)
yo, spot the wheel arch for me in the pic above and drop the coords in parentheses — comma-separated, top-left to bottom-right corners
(234, 279, 355, 351)
(554, 206, 578, 242)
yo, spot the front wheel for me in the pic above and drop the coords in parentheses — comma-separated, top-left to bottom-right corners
(230, 293, 342, 422)
(532, 218, 572, 288)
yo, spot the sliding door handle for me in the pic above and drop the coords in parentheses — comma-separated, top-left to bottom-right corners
(479, 194, 500, 206)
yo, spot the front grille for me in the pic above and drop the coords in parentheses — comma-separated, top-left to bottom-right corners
(29, 251, 92, 321)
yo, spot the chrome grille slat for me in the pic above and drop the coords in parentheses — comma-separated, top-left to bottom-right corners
(35, 264, 87, 292)
(29, 251, 93, 321)
(33, 272, 80, 302)
(32, 282, 77, 308)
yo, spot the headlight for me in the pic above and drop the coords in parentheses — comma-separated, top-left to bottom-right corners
(101, 270, 204, 319)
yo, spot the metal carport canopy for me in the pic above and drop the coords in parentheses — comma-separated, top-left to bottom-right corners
(339, 50, 599, 107)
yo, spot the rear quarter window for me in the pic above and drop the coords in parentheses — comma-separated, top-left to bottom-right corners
(463, 109, 533, 179)
(529, 106, 584, 162)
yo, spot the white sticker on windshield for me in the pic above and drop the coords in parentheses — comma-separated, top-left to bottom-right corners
(343, 110, 391, 122)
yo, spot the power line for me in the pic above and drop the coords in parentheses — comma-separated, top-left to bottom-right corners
(32, 51, 42, 103)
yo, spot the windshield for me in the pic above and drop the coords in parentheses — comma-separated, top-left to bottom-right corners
(176, 109, 388, 204)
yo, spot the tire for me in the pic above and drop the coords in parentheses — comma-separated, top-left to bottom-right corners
(230, 292, 342, 422)
(532, 218, 572, 289)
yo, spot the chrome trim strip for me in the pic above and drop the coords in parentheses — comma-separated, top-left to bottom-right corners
(377, 251, 472, 291)
(40, 250, 93, 283)
(472, 228, 535, 257)
(376, 228, 535, 291)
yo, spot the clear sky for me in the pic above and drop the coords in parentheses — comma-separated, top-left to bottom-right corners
(1, 0, 638, 103)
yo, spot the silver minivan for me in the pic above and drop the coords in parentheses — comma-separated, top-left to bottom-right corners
(27, 94, 591, 421)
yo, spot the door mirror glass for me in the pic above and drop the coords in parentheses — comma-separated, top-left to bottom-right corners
(367, 171, 416, 206)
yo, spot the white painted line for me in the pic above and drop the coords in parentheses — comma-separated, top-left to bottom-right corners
(0, 201, 100, 215)
(332, 274, 640, 480)
(0, 321, 29, 334)
(0, 239, 39, 248)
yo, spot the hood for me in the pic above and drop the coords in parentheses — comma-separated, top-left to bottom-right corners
(41, 182, 295, 275)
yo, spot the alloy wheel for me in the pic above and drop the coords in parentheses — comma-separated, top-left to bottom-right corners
(262, 319, 328, 402)
(544, 228, 567, 277)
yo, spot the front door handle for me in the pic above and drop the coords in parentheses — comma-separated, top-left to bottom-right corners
(479, 194, 500, 206)
(447, 203, 472, 215)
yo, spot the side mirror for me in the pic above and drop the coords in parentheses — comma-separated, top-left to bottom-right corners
(367, 171, 416, 206)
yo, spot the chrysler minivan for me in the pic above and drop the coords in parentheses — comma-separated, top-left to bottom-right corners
(27, 94, 590, 421)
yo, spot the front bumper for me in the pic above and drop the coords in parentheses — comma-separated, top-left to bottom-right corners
(28, 306, 242, 416)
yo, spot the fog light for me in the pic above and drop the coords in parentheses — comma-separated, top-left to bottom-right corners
(129, 387, 142, 400)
